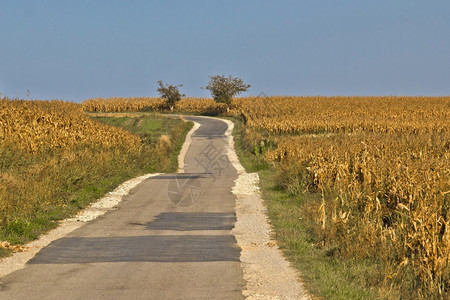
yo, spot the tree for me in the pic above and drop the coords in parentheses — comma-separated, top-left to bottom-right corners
(204, 75, 250, 112)
(157, 80, 185, 111)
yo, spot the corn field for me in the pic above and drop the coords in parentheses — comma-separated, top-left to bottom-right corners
(82, 97, 165, 112)
(1, 99, 140, 152)
(234, 96, 450, 298)
(233, 96, 449, 134)
(82, 96, 224, 113)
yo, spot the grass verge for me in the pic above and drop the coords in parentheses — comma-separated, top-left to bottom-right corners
(231, 116, 384, 300)
(90, 113, 191, 173)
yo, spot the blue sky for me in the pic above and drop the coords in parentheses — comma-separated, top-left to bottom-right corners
(1, 0, 449, 102)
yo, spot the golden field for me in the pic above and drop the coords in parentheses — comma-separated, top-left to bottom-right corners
(1, 99, 140, 152)
(234, 96, 450, 298)
(82, 97, 165, 112)
(82, 96, 225, 114)
(233, 96, 449, 134)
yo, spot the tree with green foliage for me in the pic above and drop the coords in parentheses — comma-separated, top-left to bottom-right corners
(204, 75, 250, 112)
(157, 80, 185, 111)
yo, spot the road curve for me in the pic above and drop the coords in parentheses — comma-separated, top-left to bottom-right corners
(0, 116, 244, 299)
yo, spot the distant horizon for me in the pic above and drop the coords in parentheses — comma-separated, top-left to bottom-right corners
(3, 94, 450, 104)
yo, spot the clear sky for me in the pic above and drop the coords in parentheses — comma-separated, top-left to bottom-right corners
(1, 0, 449, 102)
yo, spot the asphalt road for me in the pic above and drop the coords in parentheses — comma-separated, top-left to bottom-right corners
(0, 116, 245, 299)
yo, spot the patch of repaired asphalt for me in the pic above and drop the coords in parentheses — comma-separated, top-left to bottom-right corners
(146, 212, 236, 231)
(28, 235, 240, 264)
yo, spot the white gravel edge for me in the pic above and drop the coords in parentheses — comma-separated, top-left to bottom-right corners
(221, 119, 311, 300)
(177, 120, 200, 173)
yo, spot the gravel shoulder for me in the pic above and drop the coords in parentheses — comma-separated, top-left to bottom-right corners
(222, 118, 311, 300)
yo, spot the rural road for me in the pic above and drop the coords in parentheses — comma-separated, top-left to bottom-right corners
(0, 116, 245, 299)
